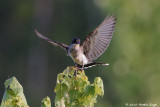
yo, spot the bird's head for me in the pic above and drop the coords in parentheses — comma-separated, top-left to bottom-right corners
(71, 37, 80, 44)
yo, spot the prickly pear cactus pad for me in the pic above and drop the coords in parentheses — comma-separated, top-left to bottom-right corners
(54, 66, 104, 107)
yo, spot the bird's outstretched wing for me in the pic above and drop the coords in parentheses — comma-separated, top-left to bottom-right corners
(81, 15, 116, 61)
(35, 29, 69, 51)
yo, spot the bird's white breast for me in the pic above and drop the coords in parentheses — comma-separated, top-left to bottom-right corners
(68, 44, 88, 65)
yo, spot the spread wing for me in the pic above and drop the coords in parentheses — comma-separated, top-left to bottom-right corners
(35, 29, 69, 51)
(81, 15, 116, 61)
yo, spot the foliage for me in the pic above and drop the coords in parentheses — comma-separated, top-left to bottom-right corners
(0, 77, 52, 107)
(0, 77, 29, 107)
(41, 96, 51, 107)
(54, 66, 104, 107)
(0, 67, 103, 107)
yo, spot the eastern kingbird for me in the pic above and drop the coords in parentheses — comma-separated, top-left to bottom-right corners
(35, 15, 116, 70)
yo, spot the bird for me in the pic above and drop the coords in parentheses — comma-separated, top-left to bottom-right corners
(35, 15, 116, 71)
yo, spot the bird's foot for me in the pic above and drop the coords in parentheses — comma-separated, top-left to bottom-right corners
(75, 67, 83, 79)
(75, 67, 77, 79)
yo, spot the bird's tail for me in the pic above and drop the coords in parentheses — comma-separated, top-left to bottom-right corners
(77, 62, 109, 69)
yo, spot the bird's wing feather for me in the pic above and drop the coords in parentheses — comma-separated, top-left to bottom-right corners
(81, 15, 116, 61)
(35, 29, 69, 51)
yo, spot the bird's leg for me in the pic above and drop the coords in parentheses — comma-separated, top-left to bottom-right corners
(81, 61, 84, 71)
(74, 63, 78, 79)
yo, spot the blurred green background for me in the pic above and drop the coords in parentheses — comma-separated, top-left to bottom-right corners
(0, 0, 160, 106)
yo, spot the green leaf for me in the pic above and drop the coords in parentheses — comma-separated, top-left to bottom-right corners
(64, 66, 75, 77)
(69, 89, 79, 101)
(57, 73, 63, 83)
(85, 85, 95, 97)
(94, 77, 104, 96)
(54, 66, 104, 107)
(41, 96, 51, 107)
(55, 83, 68, 101)
(1, 77, 29, 107)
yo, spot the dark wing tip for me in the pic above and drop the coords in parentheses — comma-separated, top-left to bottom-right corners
(34, 29, 50, 41)
(34, 29, 39, 35)
(34, 29, 44, 39)
(34, 29, 69, 50)
(105, 15, 117, 23)
(107, 14, 117, 19)
(110, 15, 117, 24)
